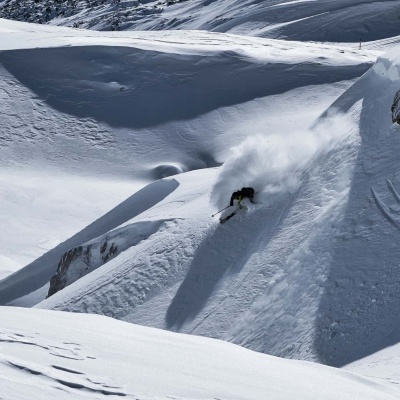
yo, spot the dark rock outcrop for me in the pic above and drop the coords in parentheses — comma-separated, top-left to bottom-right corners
(47, 246, 83, 297)
(47, 241, 118, 298)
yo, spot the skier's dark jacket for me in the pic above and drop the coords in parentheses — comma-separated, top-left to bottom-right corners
(230, 187, 255, 206)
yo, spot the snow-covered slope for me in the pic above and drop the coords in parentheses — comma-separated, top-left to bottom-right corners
(1, 0, 400, 44)
(0, 18, 377, 283)
(16, 38, 400, 370)
(0, 13, 398, 365)
(1, 306, 399, 400)
(2, 2, 400, 395)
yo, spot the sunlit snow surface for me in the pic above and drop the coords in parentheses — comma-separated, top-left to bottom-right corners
(2, 4, 400, 399)
(1, 307, 399, 400)
(0, 18, 383, 274)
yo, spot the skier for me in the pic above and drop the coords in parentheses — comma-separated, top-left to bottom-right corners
(217, 187, 255, 223)
(229, 187, 255, 208)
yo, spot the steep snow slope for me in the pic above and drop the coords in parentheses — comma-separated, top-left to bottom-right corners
(27, 41, 400, 368)
(0, 178, 179, 305)
(1, 307, 399, 400)
(1, 10, 400, 381)
(0, 19, 376, 283)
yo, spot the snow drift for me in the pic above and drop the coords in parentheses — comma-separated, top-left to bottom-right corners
(0, 178, 179, 305)
(30, 42, 400, 370)
(1, 306, 399, 400)
(3, 11, 400, 394)
(0, 19, 376, 292)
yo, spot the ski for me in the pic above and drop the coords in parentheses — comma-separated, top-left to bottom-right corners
(219, 211, 237, 224)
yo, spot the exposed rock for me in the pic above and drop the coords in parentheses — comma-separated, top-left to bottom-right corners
(100, 241, 108, 254)
(46, 219, 170, 298)
(47, 246, 83, 297)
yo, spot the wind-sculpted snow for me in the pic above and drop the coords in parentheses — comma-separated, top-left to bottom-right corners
(0, 44, 372, 130)
(211, 113, 356, 210)
(1, 0, 400, 45)
(35, 171, 214, 317)
(2, 307, 399, 400)
(0, 178, 179, 305)
(47, 219, 172, 297)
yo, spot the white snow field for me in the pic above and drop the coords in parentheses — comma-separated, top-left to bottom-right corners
(346, 339, 400, 389)
(7, 0, 399, 43)
(1, 306, 399, 400)
(0, 18, 381, 281)
(2, 0, 400, 398)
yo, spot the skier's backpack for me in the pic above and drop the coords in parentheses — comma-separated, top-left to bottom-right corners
(241, 187, 255, 199)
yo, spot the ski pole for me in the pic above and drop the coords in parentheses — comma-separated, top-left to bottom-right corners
(211, 205, 230, 217)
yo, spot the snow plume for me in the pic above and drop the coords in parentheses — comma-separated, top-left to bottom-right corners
(211, 112, 355, 209)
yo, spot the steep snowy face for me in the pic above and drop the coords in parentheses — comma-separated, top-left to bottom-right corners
(33, 108, 359, 366)
(0, 20, 379, 292)
(211, 113, 355, 210)
(1, 0, 399, 43)
(47, 219, 172, 297)
(308, 45, 400, 366)
(31, 43, 400, 369)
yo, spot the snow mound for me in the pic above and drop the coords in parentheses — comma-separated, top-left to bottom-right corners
(5, 18, 400, 379)
(150, 163, 185, 179)
(32, 43, 400, 369)
(1, 307, 399, 400)
(0, 20, 379, 280)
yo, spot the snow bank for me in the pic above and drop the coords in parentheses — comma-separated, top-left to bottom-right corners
(0, 178, 179, 305)
(211, 112, 356, 209)
(1, 307, 399, 400)
(372, 46, 400, 82)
